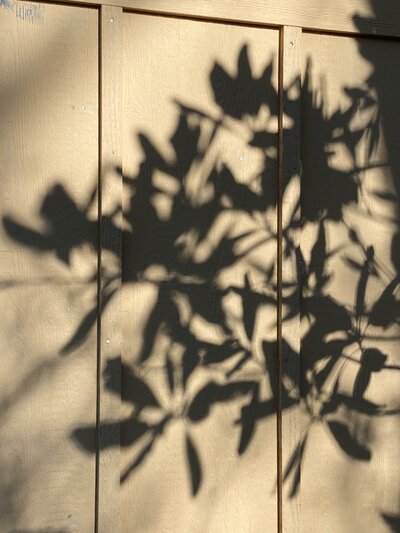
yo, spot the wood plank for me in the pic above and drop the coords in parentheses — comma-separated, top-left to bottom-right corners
(0, 3, 98, 531)
(300, 32, 400, 533)
(4, 0, 400, 38)
(97, 5, 123, 533)
(279, 25, 302, 533)
(121, 12, 280, 533)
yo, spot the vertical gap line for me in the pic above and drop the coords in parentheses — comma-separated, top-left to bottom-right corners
(95, 7, 103, 533)
(277, 25, 284, 533)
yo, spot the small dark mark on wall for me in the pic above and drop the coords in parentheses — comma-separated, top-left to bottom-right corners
(0, 0, 44, 24)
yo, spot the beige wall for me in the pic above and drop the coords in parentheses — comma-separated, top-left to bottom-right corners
(1, 1, 399, 532)
(0, 3, 98, 532)
(121, 13, 279, 533)
(299, 32, 400, 533)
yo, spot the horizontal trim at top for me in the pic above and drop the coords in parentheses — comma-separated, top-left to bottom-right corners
(16, 0, 400, 38)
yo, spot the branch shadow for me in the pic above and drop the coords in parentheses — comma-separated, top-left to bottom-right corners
(2, 28, 399, 526)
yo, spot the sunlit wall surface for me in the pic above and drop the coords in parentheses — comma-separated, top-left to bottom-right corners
(0, 2, 399, 533)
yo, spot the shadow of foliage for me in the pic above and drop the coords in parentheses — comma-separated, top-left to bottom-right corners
(3, 40, 400, 511)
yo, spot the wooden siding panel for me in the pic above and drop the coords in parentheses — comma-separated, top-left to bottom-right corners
(0, 3, 99, 532)
(280, 25, 302, 533)
(97, 5, 123, 533)
(121, 12, 280, 533)
(3, 0, 400, 38)
(300, 32, 400, 533)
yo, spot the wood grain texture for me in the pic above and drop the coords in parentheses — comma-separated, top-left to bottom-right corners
(98, 5, 123, 533)
(0, 3, 98, 531)
(4, 0, 400, 38)
(2, 3, 400, 532)
(300, 32, 400, 533)
(280, 25, 302, 533)
(121, 12, 279, 533)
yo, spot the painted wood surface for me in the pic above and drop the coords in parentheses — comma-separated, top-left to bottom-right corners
(121, 12, 280, 533)
(97, 6, 123, 533)
(280, 25, 302, 533)
(0, 3, 98, 532)
(300, 32, 400, 533)
(2, 0, 400, 38)
(1, 2, 400, 532)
